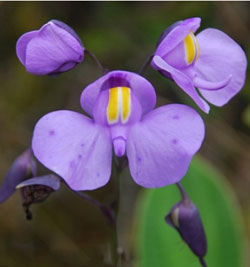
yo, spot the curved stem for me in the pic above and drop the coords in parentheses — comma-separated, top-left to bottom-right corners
(75, 191, 115, 226)
(139, 54, 153, 75)
(176, 182, 190, 204)
(85, 49, 106, 74)
(199, 257, 207, 267)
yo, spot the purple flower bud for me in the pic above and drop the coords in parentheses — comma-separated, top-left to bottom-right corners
(0, 149, 36, 203)
(165, 184, 207, 264)
(0, 149, 61, 219)
(16, 20, 84, 75)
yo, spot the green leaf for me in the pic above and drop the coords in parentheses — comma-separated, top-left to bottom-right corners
(135, 156, 247, 267)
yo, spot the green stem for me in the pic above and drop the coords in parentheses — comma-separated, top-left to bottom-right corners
(110, 157, 128, 266)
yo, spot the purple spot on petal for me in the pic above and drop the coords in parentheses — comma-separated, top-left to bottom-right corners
(49, 130, 55, 136)
(137, 157, 142, 163)
(81, 143, 84, 147)
(96, 172, 100, 177)
(172, 139, 178, 144)
(173, 115, 179, 120)
(78, 154, 82, 159)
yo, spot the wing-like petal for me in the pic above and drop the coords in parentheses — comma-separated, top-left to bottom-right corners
(127, 104, 205, 188)
(16, 174, 61, 191)
(32, 110, 112, 190)
(152, 56, 210, 113)
(196, 28, 247, 106)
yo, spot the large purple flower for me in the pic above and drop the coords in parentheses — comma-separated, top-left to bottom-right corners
(32, 71, 205, 190)
(16, 20, 84, 75)
(152, 17, 247, 113)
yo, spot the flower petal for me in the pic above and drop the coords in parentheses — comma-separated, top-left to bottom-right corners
(195, 28, 247, 106)
(152, 56, 210, 113)
(32, 110, 112, 191)
(127, 104, 205, 188)
(81, 70, 156, 117)
(0, 149, 36, 203)
(24, 22, 84, 75)
(16, 30, 38, 65)
(193, 74, 232, 91)
(16, 174, 61, 191)
(155, 17, 201, 57)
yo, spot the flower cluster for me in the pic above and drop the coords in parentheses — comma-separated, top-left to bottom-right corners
(12, 17, 246, 191)
(0, 16, 247, 264)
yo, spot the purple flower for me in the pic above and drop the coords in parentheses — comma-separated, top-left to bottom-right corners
(0, 149, 60, 204)
(165, 184, 207, 264)
(32, 71, 205, 190)
(152, 17, 247, 113)
(16, 20, 84, 75)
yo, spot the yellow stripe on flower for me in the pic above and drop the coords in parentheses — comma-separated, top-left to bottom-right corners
(107, 87, 119, 124)
(184, 32, 196, 65)
(106, 86, 132, 125)
(121, 87, 131, 123)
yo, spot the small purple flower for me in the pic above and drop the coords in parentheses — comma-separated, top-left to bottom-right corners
(32, 71, 205, 190)
(16, 20, 84, 75)
(165, 184, 207, 265)
(0, 149, 60, 219)
(152, 17, 247, 113)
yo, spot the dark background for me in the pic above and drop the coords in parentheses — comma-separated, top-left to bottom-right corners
(0, 2, 249, 266)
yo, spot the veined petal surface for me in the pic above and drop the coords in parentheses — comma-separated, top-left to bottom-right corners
(127, 104, 205, 188)
(195, 28, 247, 106)
(32, 111, 112, 190)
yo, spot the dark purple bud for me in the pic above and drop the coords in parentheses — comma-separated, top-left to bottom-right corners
(17, 174, 61, 220)
(0, 149, 36, 203)
(156, 21, 183, 47)
(165, 184, 207, 264)
(16, 20, 84, 75)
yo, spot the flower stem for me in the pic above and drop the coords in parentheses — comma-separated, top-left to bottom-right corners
(199, 257, 207, 267)
(85, 49, 106, 74)
(176, 182, 190, 204)
(74, 191, 115, 226)
(110, 159, 123, 266)
(139, 54, 153, 75)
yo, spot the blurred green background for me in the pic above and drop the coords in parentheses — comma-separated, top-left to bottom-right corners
(0, 2, 250, 266)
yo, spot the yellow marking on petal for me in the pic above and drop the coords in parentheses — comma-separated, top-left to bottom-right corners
(184, 32, 196, 65)
(107, 87, 119, 124)
(121, 87, 131, 123)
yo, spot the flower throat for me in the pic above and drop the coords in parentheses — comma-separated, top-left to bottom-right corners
(106, 87, 131, 125)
